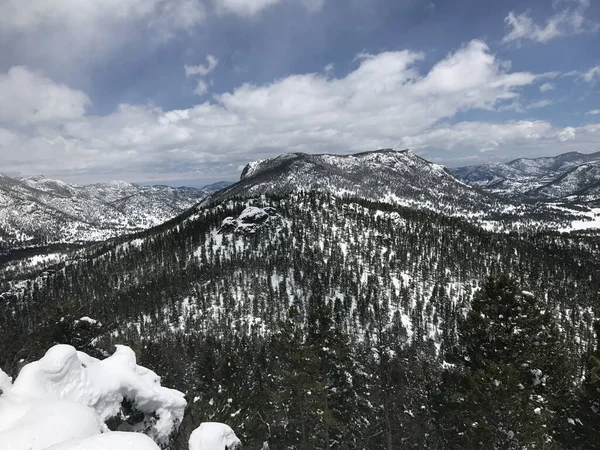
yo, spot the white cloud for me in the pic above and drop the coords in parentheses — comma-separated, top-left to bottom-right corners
(557, 126, 577, 141)
(218, 0, 325, 17)
(587, 109, 600, 115)
(503, 0, 599, 44)
(540, 82, 555, 92)
(0, 66, 90, 125)
(193, 80, 209, 96)
(185, 55, 218, 96)
(0, 0, 205, 35)
(0, 40, 587, 182)
(185, 55, 219, 77)
(0, 0, 206, 69)
(583, 65, 600, 84)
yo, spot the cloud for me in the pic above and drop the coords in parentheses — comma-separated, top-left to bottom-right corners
(540, 82, 555, 92)
(0, 0, 206, 69)
(193, 80, 209, 96)
(583, 65, 600, 84)
(587, 109, 600, 115)
(0, 66, 90, 125)
(0, 0, 205, 35)
(185, 55, 218, 96)
(185, 55, 219, 77)
(217, 0, 324, 17)
(503, 0, 599, 44)
(557, 126, 577, 141)
(0, 40, 582, 182)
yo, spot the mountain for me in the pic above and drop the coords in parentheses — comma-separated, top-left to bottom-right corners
(452, 151, 600, 202)
(0, 174, 232, 250)
(3, 149, 600, 448)
(205, 149, 497, 214)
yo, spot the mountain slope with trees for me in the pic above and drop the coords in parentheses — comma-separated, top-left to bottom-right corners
(2, 187, 600, 448)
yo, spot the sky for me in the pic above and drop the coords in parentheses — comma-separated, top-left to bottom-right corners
(0, 0, 599, 186)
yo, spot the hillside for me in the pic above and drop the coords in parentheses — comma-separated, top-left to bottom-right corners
(2, 189, 599, 448)
(0, 174, 231, 249)
(452, 151, 600, 202)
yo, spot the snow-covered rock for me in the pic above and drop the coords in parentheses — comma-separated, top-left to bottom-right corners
(0, 344, 187, 449)
(220, 206, 279, 234)
(45, 431, 160, 450)
(188, 423, 241, 450)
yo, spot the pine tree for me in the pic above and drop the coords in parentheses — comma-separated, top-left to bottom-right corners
(437, 275, 576, 449)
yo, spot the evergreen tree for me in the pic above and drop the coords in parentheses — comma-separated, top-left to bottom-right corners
(437, 275, 576, 449)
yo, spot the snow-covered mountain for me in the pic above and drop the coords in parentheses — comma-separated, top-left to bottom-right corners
(0, 174, 231, 249)
(452, 151, 600, 202)
(202, 148, 600, 232)
(4, 149, 600, 448)
(204, 149, 500, 214)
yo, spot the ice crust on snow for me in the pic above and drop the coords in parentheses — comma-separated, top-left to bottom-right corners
(0, 344, 186, 449)
(188, 422, 242, 450)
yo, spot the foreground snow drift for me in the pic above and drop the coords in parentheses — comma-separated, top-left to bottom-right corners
(45, 432, 160, 450)
(189, 422, 242, 450)
(0, 344, 186, 449)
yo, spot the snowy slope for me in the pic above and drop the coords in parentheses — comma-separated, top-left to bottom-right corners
(0, 174, 232, 248)
(204, 149, 501, 216)
(452, 151, 600, 202)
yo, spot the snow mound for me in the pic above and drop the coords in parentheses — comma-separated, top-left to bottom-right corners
(0, 399, 102, 450)
(0, 344, 186, 449)
(45, 431, 160, 450)
(188, 422, 241, 450)
(0, 368, 11, 395)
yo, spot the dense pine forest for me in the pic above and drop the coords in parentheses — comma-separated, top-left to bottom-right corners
(2, 192, 600, 449)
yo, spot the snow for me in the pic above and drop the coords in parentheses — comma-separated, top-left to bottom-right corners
(0, 368, 11, 394)
(0, 344, 186, 449)
(77, 316, 98, 325)
(45, 432, 160, 450)
(188, 422, 241, 450)
(0, 399, 102, 450)
(238, 206, 268, 222)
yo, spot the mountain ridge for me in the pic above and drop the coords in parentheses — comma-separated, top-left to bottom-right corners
(452, 150, 600, 202)
(0, 173, 232, 249)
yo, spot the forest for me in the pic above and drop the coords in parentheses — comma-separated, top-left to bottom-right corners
(2, 192, 600, 449)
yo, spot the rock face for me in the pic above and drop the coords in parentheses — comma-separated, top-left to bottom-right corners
(452, 151, 600, 203)
(219, 206, 280, 234)
(0, 174, 232, 248)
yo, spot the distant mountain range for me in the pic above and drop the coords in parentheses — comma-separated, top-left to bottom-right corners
(3, 148, 600, 256)
(452, 151, 600, 204)
(0, 174, 231, 249)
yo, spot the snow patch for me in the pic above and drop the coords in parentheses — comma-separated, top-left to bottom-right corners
(189, 422, 241, 450)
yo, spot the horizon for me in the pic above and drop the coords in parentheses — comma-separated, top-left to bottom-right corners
(0, 0, 599, 185)
(3, 147, 600, 188)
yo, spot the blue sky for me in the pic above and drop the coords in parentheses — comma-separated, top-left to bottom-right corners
(0, 0, 598, 185)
